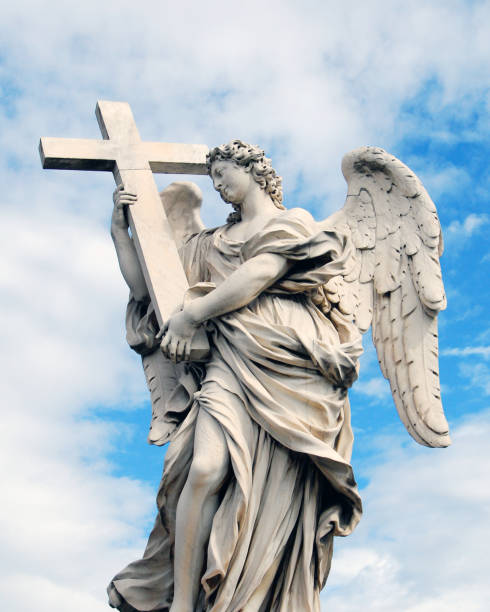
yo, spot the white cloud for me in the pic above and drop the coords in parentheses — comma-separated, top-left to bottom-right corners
(443, 213, 489, 249)
(413, 164, 471, 201)
(441, 345, 490, 396)
(1, 1, 490, 215)
(0, 0, 488, 609)
(354, 376, 391, 399)
(322, 411, 490, 611)
(443, 346, 490, 359)
(459, 362, 490, 396)
(0, 204, 158, 611)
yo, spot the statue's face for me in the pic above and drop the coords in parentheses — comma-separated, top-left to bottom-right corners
(210, 160, 253, 205)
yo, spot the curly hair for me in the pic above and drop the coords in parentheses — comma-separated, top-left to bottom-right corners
(207, 140, 284, 223)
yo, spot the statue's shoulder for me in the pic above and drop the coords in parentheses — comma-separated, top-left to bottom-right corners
(284, 206, 315, 223)
(270, 207, 317, 233)
(182, 226, 219, 247)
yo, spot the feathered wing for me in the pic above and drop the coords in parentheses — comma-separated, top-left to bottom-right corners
(323, 146, 450, 448)
(160, 180, 205, 244)
(142, 181, 206, 445)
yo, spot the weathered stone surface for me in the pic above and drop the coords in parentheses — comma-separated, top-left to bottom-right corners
(40, 111, 450, 612)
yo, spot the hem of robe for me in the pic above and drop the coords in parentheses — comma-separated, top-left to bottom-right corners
(108, 374, 361, 612)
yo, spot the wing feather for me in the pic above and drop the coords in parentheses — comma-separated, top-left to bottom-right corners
(356, 281, 374, 333)
(329, 146, 450, 447)
(138, 181, 207, 444)
(142, 350, 179, 446)
(160, 181, 205, 247)
(359, 249, 375, 283)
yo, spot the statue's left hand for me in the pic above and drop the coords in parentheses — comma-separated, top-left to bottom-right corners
(159, 309, 200, 363)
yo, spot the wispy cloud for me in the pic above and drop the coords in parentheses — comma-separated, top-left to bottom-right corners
(323, 411, 490, 611)
(442, 346, 490, 359)
(443, 213, 489, 249)
(413, 163, 471, 201)
(0, 204, 157, 612)
(459, 362, 490, 396)
(354, 377, 391, 399)
(0, 1, 489, 610)
(1, 1, 490, 214)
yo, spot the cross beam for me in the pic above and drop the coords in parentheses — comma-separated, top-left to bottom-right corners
(40, 101, 209, 356)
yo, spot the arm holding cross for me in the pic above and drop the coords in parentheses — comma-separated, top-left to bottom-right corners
(161, 252, 291, 362)
(110, 186, 149, 302)
(112, 184, 293, 363)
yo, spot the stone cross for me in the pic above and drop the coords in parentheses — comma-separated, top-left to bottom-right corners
(39, 100, 209, 332)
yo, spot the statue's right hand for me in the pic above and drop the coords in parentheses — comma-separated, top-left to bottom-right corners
(111, 185, 137, 232)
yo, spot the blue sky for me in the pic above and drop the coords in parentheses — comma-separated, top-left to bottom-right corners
(1, 1, 489, 610)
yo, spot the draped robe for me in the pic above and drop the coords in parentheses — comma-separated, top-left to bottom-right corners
(108, 208, 363, 612)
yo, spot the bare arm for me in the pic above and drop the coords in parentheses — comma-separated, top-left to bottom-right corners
(161, 252, 292, 361)
(110, 187, 149, 302)
(187, 253, 291, 324)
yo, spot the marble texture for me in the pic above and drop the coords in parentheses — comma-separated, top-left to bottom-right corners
(40, 106, 450, 611)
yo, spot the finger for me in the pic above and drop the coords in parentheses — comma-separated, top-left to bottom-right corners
(174, 340, 183, 364)
(116, 200, 136, 210)
(113, 185, 124, 200)
(157, 327, 168, 342)
(160, 332, 170, 352)
(156, 327, 167, 341)
(173, 339, 184, 363)
(184, 340, 191, 362)
(169, 338, 179, 363)
(165, 335, 175, 356)
(174, 339, 183, 363)
(161, 343, 170, 360)
(114, 187, 136, 200)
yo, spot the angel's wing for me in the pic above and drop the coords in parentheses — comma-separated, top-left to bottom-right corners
(160, 180, 205, 245)
(324, 146, 450, 448)
(143, 181, 206, 445)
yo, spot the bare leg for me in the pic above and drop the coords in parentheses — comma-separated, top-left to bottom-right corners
(170, 408, 229, 612)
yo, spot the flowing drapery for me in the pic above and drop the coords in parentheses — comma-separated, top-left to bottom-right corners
(108, 208, 363, 611)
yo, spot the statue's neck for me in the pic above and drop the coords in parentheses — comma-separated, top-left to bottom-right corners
(240, 187, 276, 223)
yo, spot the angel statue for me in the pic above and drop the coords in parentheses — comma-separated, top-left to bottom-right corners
(107, 141, 450, 612)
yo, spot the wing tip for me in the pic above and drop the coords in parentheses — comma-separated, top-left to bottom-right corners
(414, 431, 452, 448)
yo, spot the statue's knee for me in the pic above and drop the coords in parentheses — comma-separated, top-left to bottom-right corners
(188, 453, 228, 493)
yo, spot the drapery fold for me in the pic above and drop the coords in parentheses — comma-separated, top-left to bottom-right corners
(109, 208, 362, 611)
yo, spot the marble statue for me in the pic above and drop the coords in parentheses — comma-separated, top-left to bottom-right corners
(108, 143, 450, 612)
(39, 102, 450, 612)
